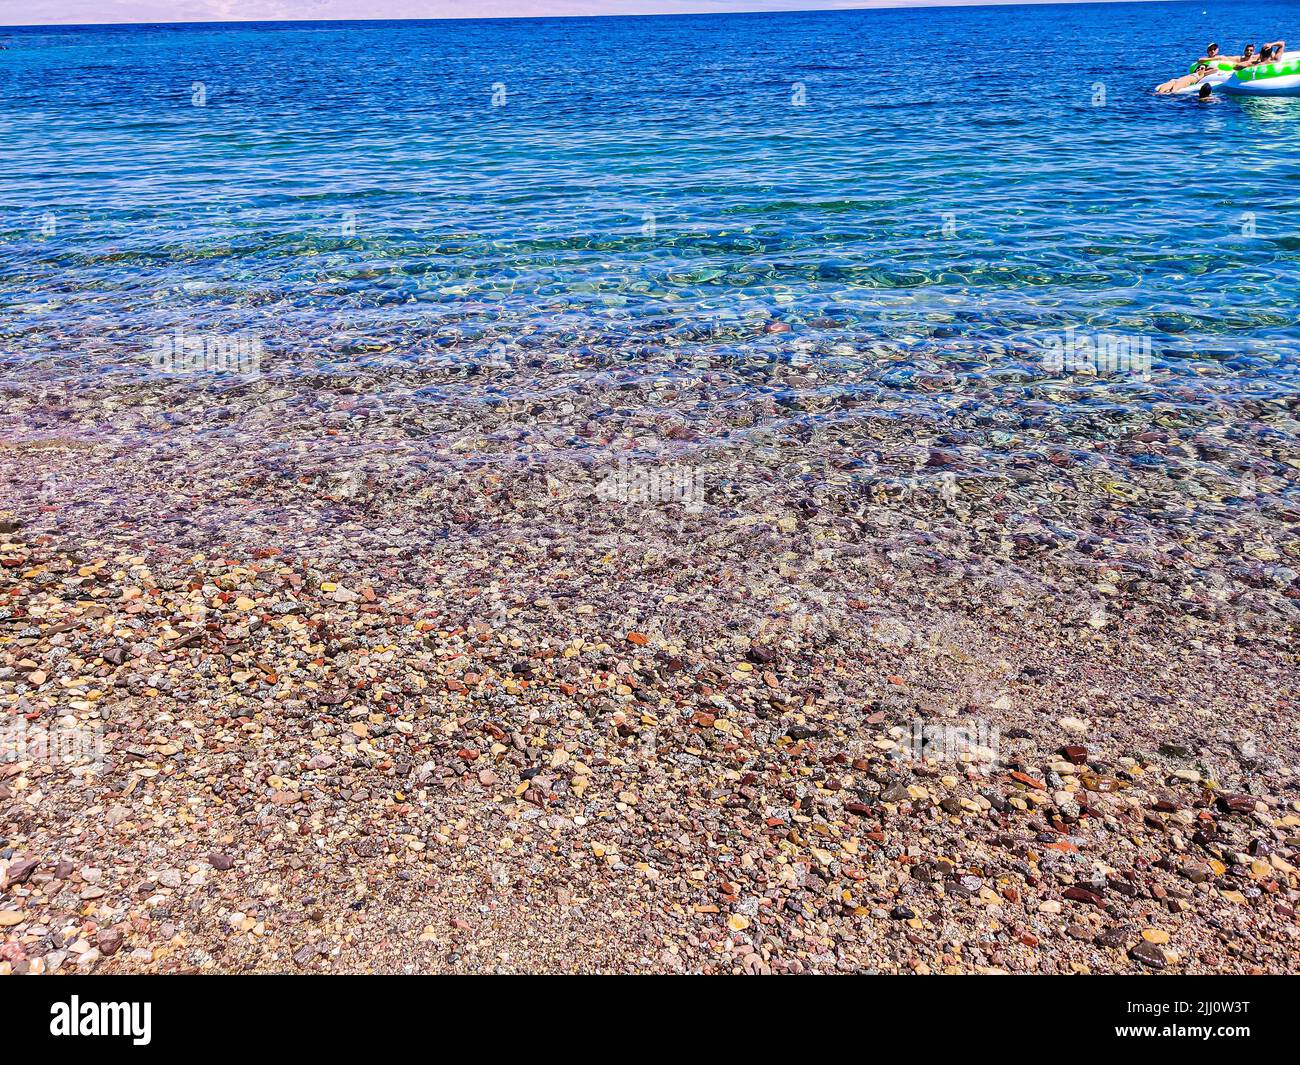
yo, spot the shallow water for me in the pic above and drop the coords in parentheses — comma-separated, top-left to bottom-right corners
(0, 5, 1297, 611)
(3, 3, 1299, 381)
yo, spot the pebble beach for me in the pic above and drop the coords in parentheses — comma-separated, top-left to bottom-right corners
(2, 7, 1299, 975)
(1, 352, 1297, 975)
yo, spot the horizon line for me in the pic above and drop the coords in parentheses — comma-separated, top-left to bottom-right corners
(0, 1, 1194, 32)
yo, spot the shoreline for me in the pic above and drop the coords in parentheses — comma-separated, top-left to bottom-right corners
(2, 421, 1297, 973)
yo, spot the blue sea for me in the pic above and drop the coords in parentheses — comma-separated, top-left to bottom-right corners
(1, 3, 1298, 567)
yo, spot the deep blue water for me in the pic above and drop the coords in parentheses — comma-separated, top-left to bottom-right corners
(0, 3, 1297, 425)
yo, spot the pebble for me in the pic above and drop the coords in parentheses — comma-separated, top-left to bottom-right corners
(1129, 941, 1169, 969)
(3, 858, 38, 885)
(98, 928, 124, 956)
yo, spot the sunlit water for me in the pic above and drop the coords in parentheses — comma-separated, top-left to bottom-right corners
(0, 5, 1297, 605)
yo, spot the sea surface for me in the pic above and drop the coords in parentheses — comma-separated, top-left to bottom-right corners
(0, 3, 1298, 589)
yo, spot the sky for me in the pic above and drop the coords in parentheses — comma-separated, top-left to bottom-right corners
(0, 0, 1148, 29)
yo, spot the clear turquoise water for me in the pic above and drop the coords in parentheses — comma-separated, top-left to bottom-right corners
(2, 3, 1298, 392)
(1, 4, 1298, 580)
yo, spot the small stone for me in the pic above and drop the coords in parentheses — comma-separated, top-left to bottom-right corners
(1218, 794, 1257, 815)
(97, 928, 124, 956)
(1130, 941, 1169, 969)
(208, 852, 235, 872)
(1063, 886, 1105, 907)
(4, 858, 38, 885)
(1097, 925, 1133, 949)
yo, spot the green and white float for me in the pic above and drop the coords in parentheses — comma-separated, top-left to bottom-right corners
(1221, 52, 1300, 96)
(1184, 51, 1300, 96)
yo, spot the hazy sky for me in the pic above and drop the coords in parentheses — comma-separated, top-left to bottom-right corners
(0, 0, 1147, 29)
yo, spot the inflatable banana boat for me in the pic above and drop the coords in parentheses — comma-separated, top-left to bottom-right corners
(1182, 51, 1300, 96)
